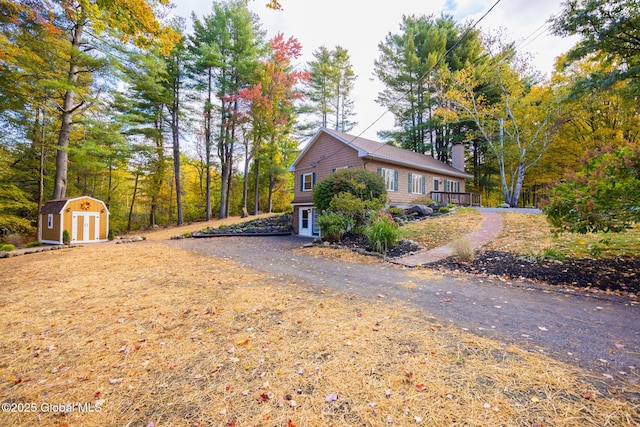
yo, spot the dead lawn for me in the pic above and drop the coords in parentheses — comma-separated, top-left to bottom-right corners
(1, 221, 639, 426)
(484, 213, 640, 258)
(401, 208, 483, 250)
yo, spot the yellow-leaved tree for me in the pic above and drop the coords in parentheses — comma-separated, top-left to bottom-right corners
(47, 0, 178, 200)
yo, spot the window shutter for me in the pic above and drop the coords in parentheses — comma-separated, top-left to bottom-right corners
(408, 173, 413, 193)
(394, 170, 399, 192)
(312, 172, 316, 186)
(332, 168, 336, 173)
(300, 174, 304, 191)
(421, 175, 426, 194)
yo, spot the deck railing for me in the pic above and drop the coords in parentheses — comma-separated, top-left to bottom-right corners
(430, 192, 482, 207)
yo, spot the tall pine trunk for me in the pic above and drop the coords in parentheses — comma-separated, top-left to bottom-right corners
(52, 13, 85, 200)
(253, 157, 260, 215)
(171, 68, 183, 225)
(204, 68, 213, 221)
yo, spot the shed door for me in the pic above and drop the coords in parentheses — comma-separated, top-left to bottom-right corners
(72, 213, 100, 243)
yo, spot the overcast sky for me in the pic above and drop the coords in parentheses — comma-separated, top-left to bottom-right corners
(169, 0, 578, 140)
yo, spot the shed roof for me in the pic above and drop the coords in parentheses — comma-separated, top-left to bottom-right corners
(40, 196, 108, 215)
(289, 128, 472, 179)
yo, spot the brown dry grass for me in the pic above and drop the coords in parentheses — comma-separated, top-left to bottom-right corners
(402, 208, 483, 249)
(1, 222, 639, 426)
(484, 213, 640, 258)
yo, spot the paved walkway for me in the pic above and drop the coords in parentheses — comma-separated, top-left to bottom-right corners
(392, 211, 504, 266)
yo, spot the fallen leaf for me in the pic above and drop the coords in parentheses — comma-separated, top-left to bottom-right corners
(415, 384, 426, 392)
(325, 393, 338, 402)
(257, 393, 270, 403)
(580, 391, 594, 399)
(538, 326, 548, 331)
(109, 378, 123, 385)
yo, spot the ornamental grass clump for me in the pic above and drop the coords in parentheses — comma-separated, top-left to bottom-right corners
(451, 237, 474, 262)
(366, 210, 400, 254)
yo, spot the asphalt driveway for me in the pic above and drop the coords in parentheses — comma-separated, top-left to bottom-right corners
(164, 235, 640, 390)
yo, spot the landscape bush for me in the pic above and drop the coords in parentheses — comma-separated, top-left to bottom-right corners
(328, 192, 385, 229)
(544, 143, 640, 233)
(0, 244, 16, 252)
(62, 230, 70, 245)
(318, 212, 354, 242)
(313, 168, 387, 211)
(366, 211, 400, 254)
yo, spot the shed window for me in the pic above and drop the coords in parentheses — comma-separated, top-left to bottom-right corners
(47, 214, 53, 229)
(378, 167, 398, 192)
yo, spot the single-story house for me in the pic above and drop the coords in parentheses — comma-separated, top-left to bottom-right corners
(288, 128, 479, 237)
(40, 196, 109, 244)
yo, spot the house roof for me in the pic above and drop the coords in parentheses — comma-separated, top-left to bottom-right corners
(289, 128, 472, 179)
(40, 196, 109, 215)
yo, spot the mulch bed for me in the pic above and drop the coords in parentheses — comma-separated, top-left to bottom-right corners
(429, 250, 640, 296)
(334, 235, 640, 296)
(337, 233, 422, 258)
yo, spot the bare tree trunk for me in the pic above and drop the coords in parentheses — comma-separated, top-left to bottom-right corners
(241, 150, 250, 218)
(205, 68, 213, 221)
(52, 14, 86, 200)
(253, 157, 260, 215)
(127, 171, 140, 232)
(171, 88, 183, 225)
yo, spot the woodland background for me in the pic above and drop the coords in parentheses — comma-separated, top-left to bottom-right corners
(1, 0, 638, 242)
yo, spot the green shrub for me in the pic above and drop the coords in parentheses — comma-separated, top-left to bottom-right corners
(519, 247, 566, 263)
(26, 241, 41, 248)
(366, 211, 400, 254)
(313, 169, 387, 212)
(318, 212, 354, 242)
(438, 207, 451, 214)
(0, 244, 16, 251)
(327, 192, 385, 229)
(62, 230, 70, 245)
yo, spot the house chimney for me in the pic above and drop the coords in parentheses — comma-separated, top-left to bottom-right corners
(452, 143, 465, 172)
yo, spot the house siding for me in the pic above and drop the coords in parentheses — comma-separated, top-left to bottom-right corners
(291, 132, 364, 205)
(363, 161, 465, 205)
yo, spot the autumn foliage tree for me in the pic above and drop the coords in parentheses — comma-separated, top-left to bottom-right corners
(544, 142, 640, 233)
(44, 0, 177, 200)
(230, 33, 308, 214)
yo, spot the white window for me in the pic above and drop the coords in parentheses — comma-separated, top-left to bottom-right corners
(301, 173, 315, 191)
(444, 179, 460, 193)
(432, 178, 441, 202)
(47, 214, 53, 229)
(378, 168, 397, 192)
(409, 173, 425, 194)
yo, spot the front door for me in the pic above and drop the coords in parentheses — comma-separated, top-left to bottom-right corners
(299, 207, 318, 237)
(72, 212, 100, 243)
